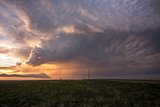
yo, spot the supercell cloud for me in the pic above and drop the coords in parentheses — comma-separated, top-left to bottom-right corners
(0, 0, 160, 78)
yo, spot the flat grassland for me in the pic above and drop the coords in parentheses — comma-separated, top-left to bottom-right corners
(0, 80, 160, 107)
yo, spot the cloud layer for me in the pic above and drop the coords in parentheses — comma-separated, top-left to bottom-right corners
(0, 73, 50, 78)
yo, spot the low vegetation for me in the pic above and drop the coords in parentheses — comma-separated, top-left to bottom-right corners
(0, 80, 160, 107)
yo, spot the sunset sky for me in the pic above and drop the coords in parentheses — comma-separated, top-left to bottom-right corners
(0, 0, 160, 80)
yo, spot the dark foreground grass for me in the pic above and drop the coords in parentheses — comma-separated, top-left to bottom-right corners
(0, 80, 160, 107)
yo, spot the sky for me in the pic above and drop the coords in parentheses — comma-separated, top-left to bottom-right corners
(0, 0, 160, 80)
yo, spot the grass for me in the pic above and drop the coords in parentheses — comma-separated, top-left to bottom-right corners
(0, 80, 160, 107)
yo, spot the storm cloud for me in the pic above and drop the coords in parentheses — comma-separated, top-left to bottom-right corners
(0, 0, 160, 78)
(27, 29, 160, 71)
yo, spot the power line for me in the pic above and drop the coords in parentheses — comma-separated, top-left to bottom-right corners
(88, 68, 91, 79)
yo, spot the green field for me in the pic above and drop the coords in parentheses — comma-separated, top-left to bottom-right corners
(0, 80, 160, 107)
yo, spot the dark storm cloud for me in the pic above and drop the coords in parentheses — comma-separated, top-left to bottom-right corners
(0, 73, 50, 78)
(0, 0, 160, 78)
(27, 30, 160, 69)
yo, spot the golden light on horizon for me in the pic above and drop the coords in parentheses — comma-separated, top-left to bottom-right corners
(0, 63, 58, 79)
(0, 61, 84, 80)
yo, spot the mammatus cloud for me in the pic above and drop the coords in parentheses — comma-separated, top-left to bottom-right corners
(0, 73, 50, 78)
(0, 0, 160, 78)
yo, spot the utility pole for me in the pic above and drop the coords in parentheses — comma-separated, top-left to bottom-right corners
(88, 68, 90, 79)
